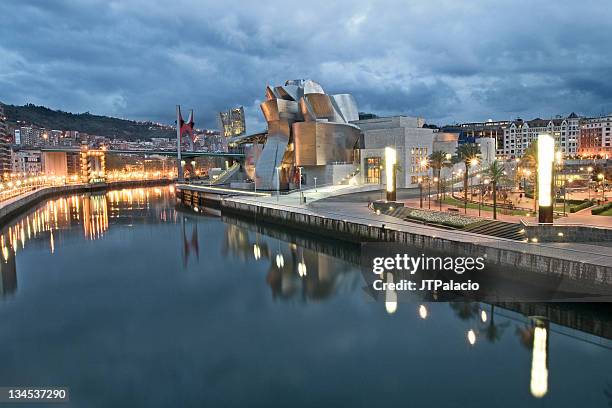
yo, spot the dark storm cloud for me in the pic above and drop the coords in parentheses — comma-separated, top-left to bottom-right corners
(1, 0, 611, 129)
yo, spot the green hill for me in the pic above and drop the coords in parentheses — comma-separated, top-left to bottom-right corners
(1, 103, 175, 140)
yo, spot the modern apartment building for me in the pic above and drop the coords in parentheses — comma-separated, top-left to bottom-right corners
(578, 115, 612, 158)
(217, 106, 246, 138)
(458, 120, 510, 156)
(11, 149, 42, 175)
(502, 113, 580, 158)
(0, 106, 11, 179)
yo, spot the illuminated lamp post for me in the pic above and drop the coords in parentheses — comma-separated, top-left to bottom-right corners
(597, 173, 605, 200)
(427, 177, 432, 209)
(298, 166, 303, 191)
(418, 177, 424, 208)
(538, 134, 555, 223)
(385, 147, 397, 202)
(434, 177, 441, 211)
(276, 166, 281, 202)
(587, 166, 593, 200)
(419, 157, 428, 208)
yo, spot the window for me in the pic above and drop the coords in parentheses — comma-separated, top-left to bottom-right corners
(365, 157, 382, 184)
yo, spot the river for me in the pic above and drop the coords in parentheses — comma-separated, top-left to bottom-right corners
(0, 186, 610, 407)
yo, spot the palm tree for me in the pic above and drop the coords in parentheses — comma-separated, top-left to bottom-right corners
(429, 151, 450, 204)
(455, 143, 481, 213)
(522, 143, 538, 212)
(485, 160, 505, 219)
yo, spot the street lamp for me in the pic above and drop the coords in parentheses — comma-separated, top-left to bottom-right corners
(298, 166, 303, 191)
(434, 176, 441, 210)
(276, 166, 281, 201)
(537, 134, 555, 223)
(586, 166, 595, 199)
(598, 173, 605, 200)
(428, 177, 432, 209)
(418, 177, 424, 208)
(385, 147, 397, 202)
(313, 176, 317, 192)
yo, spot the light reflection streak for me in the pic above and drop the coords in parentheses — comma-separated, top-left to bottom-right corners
(0, 186, 176, 264)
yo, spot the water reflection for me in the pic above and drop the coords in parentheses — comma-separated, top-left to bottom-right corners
(223, 224, 359, 301)
(0, 187, 609, 406)
(0, 186, 177, 295)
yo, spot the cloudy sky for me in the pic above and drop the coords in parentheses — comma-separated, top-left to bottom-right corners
(1, 0, 611, 131)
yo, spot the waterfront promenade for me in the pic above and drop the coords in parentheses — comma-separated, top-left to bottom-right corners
(190, 185, 612, 291)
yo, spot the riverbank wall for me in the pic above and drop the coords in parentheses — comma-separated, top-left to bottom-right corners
(0, 179, 173, 225)
(219, 198, 611, 290)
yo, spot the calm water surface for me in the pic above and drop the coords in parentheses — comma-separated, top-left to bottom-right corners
(0, 187, 610, 407)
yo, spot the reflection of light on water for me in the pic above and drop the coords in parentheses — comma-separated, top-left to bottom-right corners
(467, 329, 476, 345)
(253, 244, 261, 260)
(1, 187, 175, 262)
(530, 326, 548, 398)
(419, 304, 428, 319)
(83, 195, 109, 240)
(480, 310, 488, 323)
(50, 229, 54, 254)
(1, 235, 8, 262)
(298, 261, 307, 277)
(385, 273, 397, 314)
(275, 253, 284, 269)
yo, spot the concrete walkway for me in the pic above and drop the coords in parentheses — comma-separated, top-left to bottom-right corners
(223, 188, 612, 270)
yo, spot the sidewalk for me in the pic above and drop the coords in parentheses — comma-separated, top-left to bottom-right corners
(223, 192, 612, 270)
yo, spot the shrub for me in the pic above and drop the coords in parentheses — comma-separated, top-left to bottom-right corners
(591, 201, 612, 215)
(404, 209, 479, 228)
(570, 200, 594, 213)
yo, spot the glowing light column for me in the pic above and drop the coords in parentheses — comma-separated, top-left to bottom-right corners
(385, 147, 397, 202)
(537, 134, 554, 223)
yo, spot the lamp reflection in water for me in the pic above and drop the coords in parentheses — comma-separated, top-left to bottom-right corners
(418, 304, 428, 319)
(385, 273, 397, 314)
(297, 260, 307, 277)
(467, 329, 476, 345)
(480, 309, 488, 323)
(0, 186, 177, 295)
(82, 195, 109, 240)
(530, 319, 549, 398)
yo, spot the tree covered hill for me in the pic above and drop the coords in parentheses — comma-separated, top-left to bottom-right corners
(1, 103, 175, 140)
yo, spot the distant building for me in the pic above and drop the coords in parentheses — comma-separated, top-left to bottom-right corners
(458, 120, 510, 155)
(432, 132, 458, 158)
(353, 115, 436, 187)
(578, 114, 612, 158)
(0, 106, 10, 179)
(11, 149, 42, 175)
(217, 106, 246, 138)
(502, 113, 580, 158)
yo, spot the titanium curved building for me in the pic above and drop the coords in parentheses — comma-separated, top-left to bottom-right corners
(253, 79, 362, 190)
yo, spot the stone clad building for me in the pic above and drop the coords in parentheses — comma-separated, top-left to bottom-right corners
(352, 116, 436, 188)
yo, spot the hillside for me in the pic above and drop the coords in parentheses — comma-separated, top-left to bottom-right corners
(1, 103, 175, 140)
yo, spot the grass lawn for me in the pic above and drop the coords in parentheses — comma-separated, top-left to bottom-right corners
(595, 207, 612, 216)
(442, 197, 531, 216)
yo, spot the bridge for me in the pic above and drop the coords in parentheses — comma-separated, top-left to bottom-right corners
(40, 147, 245, 159)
